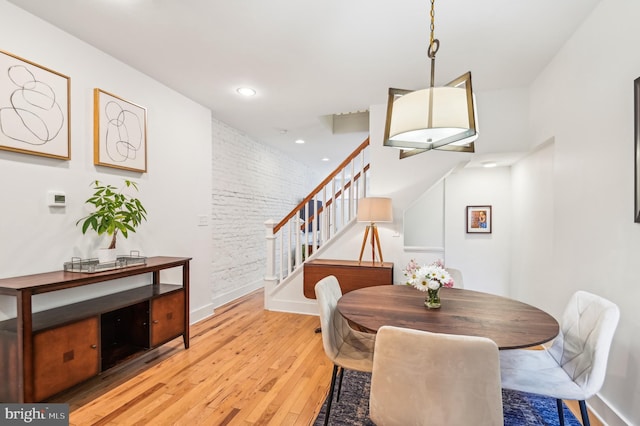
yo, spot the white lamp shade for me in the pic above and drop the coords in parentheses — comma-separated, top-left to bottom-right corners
(383, 72, 478, 156)
(390, 87, 470, 138)
(357, 197, 393, 223)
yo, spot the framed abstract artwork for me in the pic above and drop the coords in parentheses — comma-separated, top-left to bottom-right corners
(466, 205, 492, 234)
(0, 49, 70, 159)
(94, 88, 147, 172)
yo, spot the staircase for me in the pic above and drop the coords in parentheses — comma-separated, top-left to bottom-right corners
(264, 137, 370, 312)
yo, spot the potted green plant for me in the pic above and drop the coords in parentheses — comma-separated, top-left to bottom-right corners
(77, 180, 147, 262)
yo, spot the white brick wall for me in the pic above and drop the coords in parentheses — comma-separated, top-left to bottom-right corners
(211, 118, 320, 305)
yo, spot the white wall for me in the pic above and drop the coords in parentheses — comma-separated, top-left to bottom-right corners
(444, 167, 512, 296)
(510, 141, 555, 305)
(0, 1, 213, 321)
(515, 0, 640, 423)
(403, 180, 445, 249)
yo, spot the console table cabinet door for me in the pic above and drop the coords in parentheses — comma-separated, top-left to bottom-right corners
(33, 317, 99, 401)
(151, 291, 185, 347)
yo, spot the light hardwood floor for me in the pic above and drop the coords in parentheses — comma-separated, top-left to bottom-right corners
(51, 289, 600, 426)
(51, 289, 332, 425)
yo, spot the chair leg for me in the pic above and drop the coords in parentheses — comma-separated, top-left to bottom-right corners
(336, 367, 345, 402)
(324, 365, 339, 426)
(556, 399, 565, 426)
(579, 400, 591, 426)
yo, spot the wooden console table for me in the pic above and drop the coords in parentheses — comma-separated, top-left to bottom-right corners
(0, 256, 191, 403)
(303, 259, 393, 299)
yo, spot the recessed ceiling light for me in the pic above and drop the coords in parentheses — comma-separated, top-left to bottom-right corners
(295, 139, 305, 144)
(482, 161, 497, 168)
(321, 157, 330, 162)
(236, 87, 256, 97)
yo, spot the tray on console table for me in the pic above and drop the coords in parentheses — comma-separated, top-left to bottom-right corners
(63, 255, 147, 273)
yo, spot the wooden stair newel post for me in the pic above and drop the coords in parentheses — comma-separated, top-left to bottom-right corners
(263, 219, 278, 310)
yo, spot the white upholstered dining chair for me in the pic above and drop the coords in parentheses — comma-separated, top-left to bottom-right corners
(500, 290, 620, 426)
(369, 326, 503, 426)
(445, 267, 464, 288)
(315, 275, 375, 426)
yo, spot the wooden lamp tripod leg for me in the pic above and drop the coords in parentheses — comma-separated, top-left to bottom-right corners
(358, 225, 371, 264)
(372, 224, 383, 263)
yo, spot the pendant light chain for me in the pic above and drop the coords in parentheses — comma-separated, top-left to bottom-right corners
(428, 0, 439, 88)
(428, 0, 439, 59)
(429, 0, 435, 51)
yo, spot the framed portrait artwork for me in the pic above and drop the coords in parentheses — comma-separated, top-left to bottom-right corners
(0, 49, 70, 159)
(466, 205, 492, 234)
(94, 88, 147, 172)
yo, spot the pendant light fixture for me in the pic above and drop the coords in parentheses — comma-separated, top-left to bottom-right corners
(383, 0, 478, 159)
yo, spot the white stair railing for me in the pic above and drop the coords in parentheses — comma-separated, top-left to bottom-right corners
(265, 138, 370, 287)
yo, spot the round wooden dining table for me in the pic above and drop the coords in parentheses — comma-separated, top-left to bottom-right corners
(337, 285, 559, 349)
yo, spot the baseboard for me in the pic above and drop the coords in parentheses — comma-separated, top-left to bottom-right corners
(589, 393, 632, 426)
(266, 298, 318, 316)
(189, 302, 215, 325)
(211, 280, 264, 309)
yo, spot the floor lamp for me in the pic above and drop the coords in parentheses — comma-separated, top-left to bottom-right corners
(357, 197, 393, 265)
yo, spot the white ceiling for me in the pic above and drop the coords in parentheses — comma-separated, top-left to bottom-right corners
(7, 0, 601, 175)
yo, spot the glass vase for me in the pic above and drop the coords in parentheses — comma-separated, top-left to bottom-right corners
(425, 287, 441, 309)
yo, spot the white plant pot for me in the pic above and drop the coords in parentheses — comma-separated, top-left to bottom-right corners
(97, 248, 117, 264)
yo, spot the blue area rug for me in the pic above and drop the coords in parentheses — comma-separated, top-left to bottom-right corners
(314, 369, 582, 425)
